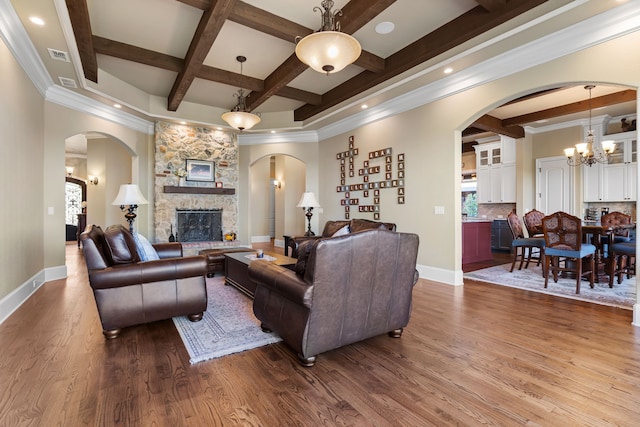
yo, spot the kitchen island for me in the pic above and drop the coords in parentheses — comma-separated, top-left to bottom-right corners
(462, 219, 493, 264)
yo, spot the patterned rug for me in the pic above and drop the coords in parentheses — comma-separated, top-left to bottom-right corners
(173, 277, 281, 364)
(464, 263, 636, 309)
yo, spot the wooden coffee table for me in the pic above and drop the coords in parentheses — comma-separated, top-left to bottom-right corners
(224, 251, 297, 298)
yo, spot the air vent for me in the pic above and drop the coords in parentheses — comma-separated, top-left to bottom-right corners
(58, 77, 77, 88)
(47, 48, 70, 62)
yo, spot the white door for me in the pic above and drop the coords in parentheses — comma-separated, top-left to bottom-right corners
(537, 156, 574, 215)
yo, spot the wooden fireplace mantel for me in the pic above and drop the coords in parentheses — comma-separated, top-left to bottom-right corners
(163, 186, 235, 195)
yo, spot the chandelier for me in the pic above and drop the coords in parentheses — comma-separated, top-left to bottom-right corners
(295, 1, 362, 75)
(564, 85, 615, 167)
(221, 56, 261, 131)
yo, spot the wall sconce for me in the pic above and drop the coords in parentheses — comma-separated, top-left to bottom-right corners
(88, 175, 99, 185)
(65, 166, 74, 177)
(273, 179, 282, 189)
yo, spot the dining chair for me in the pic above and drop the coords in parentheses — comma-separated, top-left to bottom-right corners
(523, 209, 545, 237)
(542, 211, 596, 294)
(507, 212, 545, 272)
(600, 211, 633, 244)
(608, 241, 636, 287)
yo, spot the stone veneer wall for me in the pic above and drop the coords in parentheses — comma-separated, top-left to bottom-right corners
(154, 122, 238, 243)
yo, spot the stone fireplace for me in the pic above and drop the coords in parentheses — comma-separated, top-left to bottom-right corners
(176, 209, 222, 242)
(154, 122, 239, 245)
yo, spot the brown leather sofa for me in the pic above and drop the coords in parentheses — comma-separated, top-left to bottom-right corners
(249, 228, 419, 367)
(287, 218, 396, 258)
(80, 224, 208, 339)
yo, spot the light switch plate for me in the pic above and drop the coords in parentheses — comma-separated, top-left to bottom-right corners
(434, 206, 445, 215)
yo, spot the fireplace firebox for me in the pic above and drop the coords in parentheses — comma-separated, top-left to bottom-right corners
(176, 209, 222, 242)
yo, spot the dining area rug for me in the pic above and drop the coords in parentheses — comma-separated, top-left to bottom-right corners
(172, 277, 282, 364)
(464, 263, 636, 309)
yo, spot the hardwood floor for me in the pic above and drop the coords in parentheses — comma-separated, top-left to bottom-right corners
(1, 243, 639, 426)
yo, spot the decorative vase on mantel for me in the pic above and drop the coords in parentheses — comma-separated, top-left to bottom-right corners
(178, 177, 184, 187)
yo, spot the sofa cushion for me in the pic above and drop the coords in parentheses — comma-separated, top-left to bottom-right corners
(104, 225, 140, 264)
(331, 225, 350, 237)
(321, 220, 350, 237)
(350, 218, 390, 233)
(294, 239, 317, 276)
(134, 233, 160, 261)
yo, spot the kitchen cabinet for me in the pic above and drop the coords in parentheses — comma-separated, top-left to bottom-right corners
(583, 134, 637, 202)
(474, 137, 516, 203)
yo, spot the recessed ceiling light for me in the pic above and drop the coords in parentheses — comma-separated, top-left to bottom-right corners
(29, 16, 45, 26)
(270, 130, 276, 133)
(536, 119, 548, 124)
(375, 22, 395, 35)
(180, 121, 186, 125)
(444, 67, 453, 74)
(361, 104, 368, 109)
(113, 104, 121, 109)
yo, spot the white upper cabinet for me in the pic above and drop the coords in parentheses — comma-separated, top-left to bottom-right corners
(474, 136, 516, 203)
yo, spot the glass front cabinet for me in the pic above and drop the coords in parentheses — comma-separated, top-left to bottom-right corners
(583, 133, 637, 202)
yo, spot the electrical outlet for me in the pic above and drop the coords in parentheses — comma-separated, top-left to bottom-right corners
(434, 206, 445, 215)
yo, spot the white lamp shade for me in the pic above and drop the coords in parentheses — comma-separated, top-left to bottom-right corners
(295, 31, 361, 74)
(296, 192, 321, 208)
(221, 111, 261, 131)
(112, 184, 148, 206)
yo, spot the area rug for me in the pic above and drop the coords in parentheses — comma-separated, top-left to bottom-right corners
(464, 263, 636, 309)
(173, 277, 281, 364)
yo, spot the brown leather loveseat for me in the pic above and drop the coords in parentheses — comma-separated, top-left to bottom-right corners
(80, 224, 208, 339)
(249, 228, 419, 367)
(287, 218, 396, 258)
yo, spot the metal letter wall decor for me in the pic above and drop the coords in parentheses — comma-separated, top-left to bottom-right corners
(336, 136, 405, 220)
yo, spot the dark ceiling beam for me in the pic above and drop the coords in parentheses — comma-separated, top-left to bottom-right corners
(65, 0, 97, 82)
(245, 0, 393, 112)
(474, 0, 508, 12)
(472, 114, 525, 139)
(294, 0, 548, 121)
(92, 36, 321, 105)
(168, 0, 236, 111)
(502, 90, 637, 126)
(178, 0, 386, 73)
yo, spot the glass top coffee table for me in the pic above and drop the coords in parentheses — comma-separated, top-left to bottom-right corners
(224, 251, 297, 298)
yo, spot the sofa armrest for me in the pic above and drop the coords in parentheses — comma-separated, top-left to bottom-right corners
(288, 235, 322, 258)
(153, 242, 183, 259)
(89, 256, 207, 290)
(248, 260, 313, 307)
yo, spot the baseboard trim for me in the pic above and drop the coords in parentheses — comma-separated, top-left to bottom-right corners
(251, 235, 272, 243)
(633, 304, 640, 328)
(273, 239, 284, 248)
(0, 264, 67, 325)
(417, 264, 462, 286)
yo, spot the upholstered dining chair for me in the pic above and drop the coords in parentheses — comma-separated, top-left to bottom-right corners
(608, 241, 636, 287)
(523, 209, 545, 237)
(542, 211, 596, 294)
(601, 211, 633, 245)
(506, 211, 545, 272)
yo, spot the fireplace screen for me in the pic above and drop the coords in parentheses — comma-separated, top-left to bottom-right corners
(176, 209, 222, 242)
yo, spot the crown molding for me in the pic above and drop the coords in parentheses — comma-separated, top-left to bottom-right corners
(0, 0, 53, 96)
(238, 131, 318, 145)
(46, 85, 155, 135)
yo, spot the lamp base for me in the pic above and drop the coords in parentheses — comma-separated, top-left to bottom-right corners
(305, 208, 315, 237)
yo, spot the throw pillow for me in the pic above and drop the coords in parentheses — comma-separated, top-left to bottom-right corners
(331, 225, 350, 237)
(133, 233, 160, 261)
(294, 239, 316, 276)
(104, 225, 140, 264)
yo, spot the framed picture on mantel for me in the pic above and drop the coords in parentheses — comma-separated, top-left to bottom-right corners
(186, 159, 214, 182)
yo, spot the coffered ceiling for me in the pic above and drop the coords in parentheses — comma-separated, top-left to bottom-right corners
(6, 0, 637, 136)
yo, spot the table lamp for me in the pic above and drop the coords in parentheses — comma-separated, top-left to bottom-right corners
(112, 184, 148, 233)
(296, 192, 321, 236)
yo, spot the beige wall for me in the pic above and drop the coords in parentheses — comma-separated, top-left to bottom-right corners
(317, 30, 640, 283)
(43, 104, 153, 268)
(86, 138, 132, 228)
(239, 142, 319, 244)
(0, 38, 45, 300)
